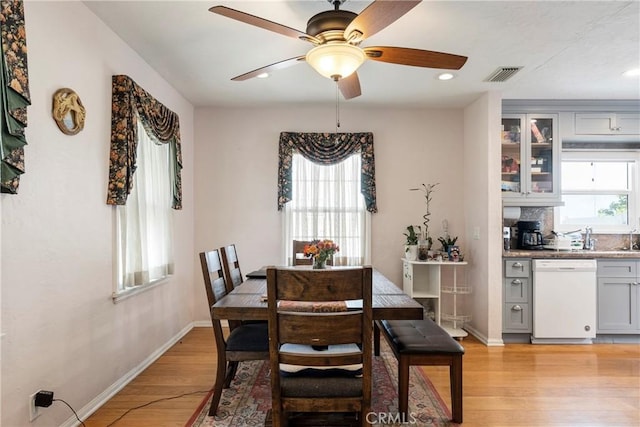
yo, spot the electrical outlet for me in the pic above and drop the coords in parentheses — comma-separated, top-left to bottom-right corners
(473, 227, 481, 240)
(29, 391, 41, 421)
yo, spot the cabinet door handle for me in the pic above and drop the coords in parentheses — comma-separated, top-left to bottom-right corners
(512, 262, 524, 270)
(511, 305, 523, 312)
(511, 279, 522, 286)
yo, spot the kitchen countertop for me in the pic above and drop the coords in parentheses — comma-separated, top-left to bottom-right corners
(503, 249, 640, 259)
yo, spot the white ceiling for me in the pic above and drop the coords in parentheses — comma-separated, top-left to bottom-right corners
(84, 0, 640, 108)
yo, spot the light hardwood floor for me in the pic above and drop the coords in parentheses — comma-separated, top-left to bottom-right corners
(85, 327, 640, 427)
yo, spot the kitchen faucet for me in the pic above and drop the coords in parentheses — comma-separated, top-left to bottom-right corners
(583, 227, 595, 250)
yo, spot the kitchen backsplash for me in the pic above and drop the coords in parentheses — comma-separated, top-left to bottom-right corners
(503, 207, 634, 250)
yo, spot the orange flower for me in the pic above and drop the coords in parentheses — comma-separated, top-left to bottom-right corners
(303, 239, 339, 260)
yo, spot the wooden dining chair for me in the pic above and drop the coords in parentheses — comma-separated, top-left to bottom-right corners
(199, 249, 269, 416)
(267, 266, 373, 426)
(292, 240, 334, 266)
(221, 243, 267, 329)
(292, 240, 312, 265)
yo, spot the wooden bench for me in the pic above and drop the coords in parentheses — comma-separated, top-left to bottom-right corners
(374, 318, 464, 424)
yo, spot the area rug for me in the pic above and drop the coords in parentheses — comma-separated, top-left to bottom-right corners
(186, 342, 454, 427)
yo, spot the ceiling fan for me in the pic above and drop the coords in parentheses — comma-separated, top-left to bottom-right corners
(210, 0, 468, 99)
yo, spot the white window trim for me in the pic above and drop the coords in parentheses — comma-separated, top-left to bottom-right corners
(555, 151, 639, 234)
(112, 277, 170, 303)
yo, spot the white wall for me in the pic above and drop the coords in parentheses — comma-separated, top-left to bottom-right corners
(1, 2, 194, 426)
(463, 92, 504, 345)
(194, 105, 467, 322)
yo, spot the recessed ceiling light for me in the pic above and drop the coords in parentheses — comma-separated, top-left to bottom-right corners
(257, 73, 269, 79)
(623, 68, 640, 77)
(437, 72, 455, 81)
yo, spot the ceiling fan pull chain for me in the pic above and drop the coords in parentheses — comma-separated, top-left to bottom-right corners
(335, 79, 341, 133)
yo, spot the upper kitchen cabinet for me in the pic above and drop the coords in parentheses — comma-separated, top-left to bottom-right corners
(501, 113, 561, 206)
(574, 112, 640, 136)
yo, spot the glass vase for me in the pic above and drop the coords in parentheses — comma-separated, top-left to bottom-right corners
(418, 239, 431, 261)
(313, 257, 327, 269)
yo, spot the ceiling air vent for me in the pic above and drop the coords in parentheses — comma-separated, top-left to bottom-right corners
(485, 67, 523, 82)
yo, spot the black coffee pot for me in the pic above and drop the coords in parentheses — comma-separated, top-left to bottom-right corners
(516, 220, 544, 249)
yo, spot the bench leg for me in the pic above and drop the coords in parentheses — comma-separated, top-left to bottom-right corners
(450, 355, 463, 424)
(397, 356, 410, 417)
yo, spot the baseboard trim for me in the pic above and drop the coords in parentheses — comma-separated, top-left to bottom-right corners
(60, 322, 195, 427)
(464, 324, 504, 346)
(193, 320, 213, 327)
(193, 319, 227, 328)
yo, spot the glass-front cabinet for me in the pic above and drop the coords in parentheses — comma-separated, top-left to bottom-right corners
(501, 113, 561, 206)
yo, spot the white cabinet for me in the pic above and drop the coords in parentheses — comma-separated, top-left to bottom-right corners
(575, 113, 640, 135)
(501, 113, 562, 206)
(402, 259, 470, 338)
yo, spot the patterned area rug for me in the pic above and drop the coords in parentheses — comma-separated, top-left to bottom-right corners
(186, 342, 454, 427)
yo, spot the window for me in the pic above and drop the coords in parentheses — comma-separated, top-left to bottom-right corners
(115, 118, 174, 298)
(556, 151, 637, 233)
(283, 153, 370, 266)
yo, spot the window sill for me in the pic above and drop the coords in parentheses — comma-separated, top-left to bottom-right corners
(112, 277, 170, 304)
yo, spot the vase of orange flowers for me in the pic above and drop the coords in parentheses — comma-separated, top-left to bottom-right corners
(303, 239, 339, 269)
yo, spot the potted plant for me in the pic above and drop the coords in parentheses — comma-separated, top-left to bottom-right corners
(403, 225, 419, 261)
(411, 182, 439, 259)
(437, 235, 458, 253)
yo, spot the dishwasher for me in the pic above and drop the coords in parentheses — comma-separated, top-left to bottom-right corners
(532, 259, 597, 344)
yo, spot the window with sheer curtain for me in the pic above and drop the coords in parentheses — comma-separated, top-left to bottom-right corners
(115, 118, 174, 297)
(283, 153, 370, 266)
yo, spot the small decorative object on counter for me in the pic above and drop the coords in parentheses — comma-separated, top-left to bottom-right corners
(418, 241, 429, 261)
(448, 245, 460, 262)
(303, 239, 339, 269)
(438, 235, 458, 253)
(503, 227, 511, 251)
(403, 225, 419, 261)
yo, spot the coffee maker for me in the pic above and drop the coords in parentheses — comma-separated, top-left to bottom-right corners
(517, 220, 544, 250)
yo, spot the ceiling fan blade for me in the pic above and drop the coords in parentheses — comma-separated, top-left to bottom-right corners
(364, 46, 468, 69)
(210, 5, 315, 42)
(344, 0, 421, 42)
(338, 73, 362, 99)
(231, 56, 307, 81)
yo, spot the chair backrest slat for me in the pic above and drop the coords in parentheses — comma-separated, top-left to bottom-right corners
(277, 311, 362, 345)
(274, 268, 361, 301)
(220, 243, 243, 291)
(199, 250, 227, 308)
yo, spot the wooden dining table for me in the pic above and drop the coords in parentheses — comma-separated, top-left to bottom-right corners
(212, 268, 425, 321)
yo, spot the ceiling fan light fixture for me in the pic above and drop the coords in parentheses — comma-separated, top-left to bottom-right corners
(306, 43, 366, 80)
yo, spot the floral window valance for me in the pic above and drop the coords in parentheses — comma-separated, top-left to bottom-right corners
(106, 75, 183, 209)
(277, 132, 377, 213)
(1, 0, 31, 194)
